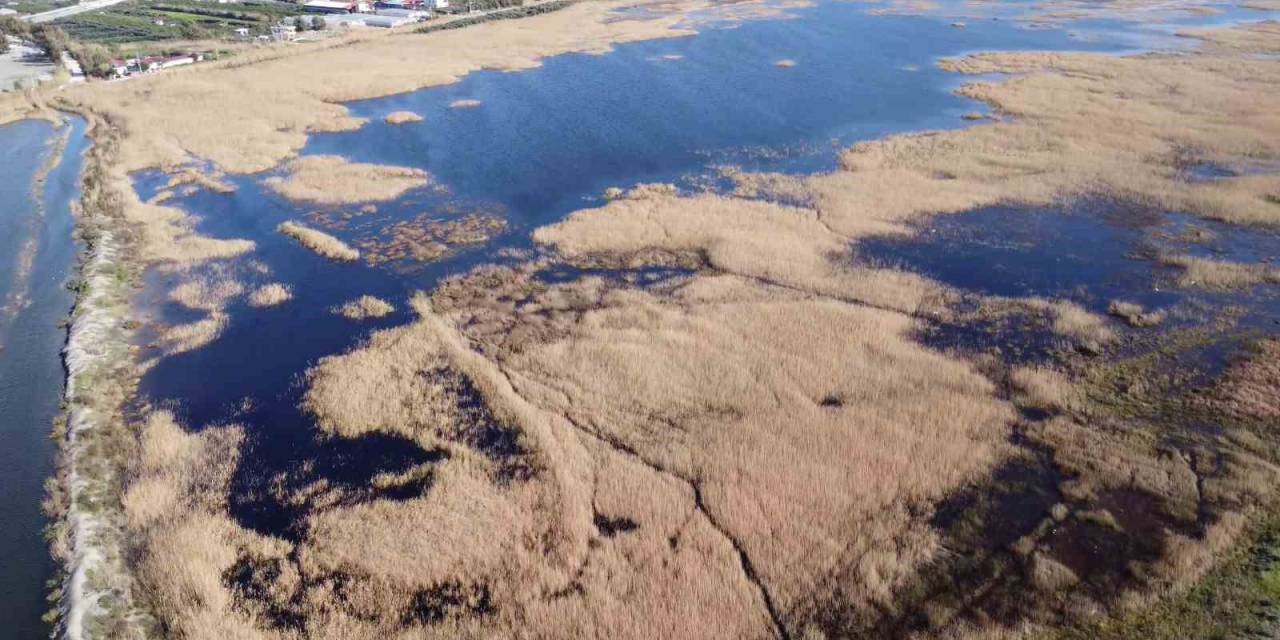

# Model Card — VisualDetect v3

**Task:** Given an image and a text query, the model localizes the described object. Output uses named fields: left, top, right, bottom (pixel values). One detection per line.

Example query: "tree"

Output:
left=293, top=16, right=309, bottom=31
left=31, top=24, right=70, bottom=61
left=70, top=43, right=113, bottom=78
left=311, top=16, right=326, bottom=30
left=0, top=29, right=10, bottom=55
left=0, top=15, right=30, bottom=40
left=178, top=22, right=210, bottom=39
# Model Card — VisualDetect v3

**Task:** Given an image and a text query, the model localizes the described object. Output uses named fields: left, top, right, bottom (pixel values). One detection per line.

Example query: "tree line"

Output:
left=1, top=16, right=116, bottom=77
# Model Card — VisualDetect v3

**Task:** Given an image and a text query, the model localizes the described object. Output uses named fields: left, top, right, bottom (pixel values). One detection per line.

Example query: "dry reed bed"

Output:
left=1161, top=253, right=1280, bottom=289
left=278, top=221, right=360, bottom=262
left=384, top=111, right=424, bottom=124
left=334, top=295, right=395, bottom=320
left=264, top=155, right=430, bottom=205
left=1199, top=339, right=1280, bottom=422
left=247, top=283, right=293, bottom=307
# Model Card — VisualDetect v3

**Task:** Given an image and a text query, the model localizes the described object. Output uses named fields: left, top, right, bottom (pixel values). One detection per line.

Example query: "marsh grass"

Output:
left=357, top=212, right=507, bottom=265
left=334, top=295, right=394, bottom=320
left=1108, top=300, right=1167, bottom=328
left=278, top=220, right=360, bottom=262
left=1200, top=339, right=1280, bottom=422
left=384, top=111, right=424, bottom=124
left=247, top=283, right=293, bottom=308
left=264, top=155, right=429, bottom=205
left=1009, top=365, right=1076, bottom=412
left=168, top=276, right=244, bottom=311
left=1160, top=254, right=1280, bottom=289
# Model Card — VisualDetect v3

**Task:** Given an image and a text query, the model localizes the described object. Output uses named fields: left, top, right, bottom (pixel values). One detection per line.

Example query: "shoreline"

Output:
left=43, top=110, right=150, bottom=639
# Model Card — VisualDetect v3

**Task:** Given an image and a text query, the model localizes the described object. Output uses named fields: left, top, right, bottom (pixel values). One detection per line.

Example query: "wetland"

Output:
left=1, top=0, right=1279, bottom=638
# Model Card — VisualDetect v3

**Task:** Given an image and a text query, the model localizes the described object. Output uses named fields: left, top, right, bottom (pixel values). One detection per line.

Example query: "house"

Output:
left=374, top=7, right=428, bottom=20
left=304, top=0, right=355, bottom=13
left=270, top=24, right=298, bottom=41
left=157, top=54, right=196, bottom=70
left=428, top=0, right=447, bottom=9
left=375, top=0, right=420, bottom=9
left=362, top=14, right=412, bottom=27
left=234, top=27, right=250, bottom=39
left=111, top=59, right=129, bottom=78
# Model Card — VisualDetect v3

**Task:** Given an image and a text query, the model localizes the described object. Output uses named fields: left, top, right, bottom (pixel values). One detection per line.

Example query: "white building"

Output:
left=270, top=24, right=298, bottom=41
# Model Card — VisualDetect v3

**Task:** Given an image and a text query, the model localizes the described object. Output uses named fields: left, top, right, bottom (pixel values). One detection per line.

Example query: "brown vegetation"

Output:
left=357, top=212, right=507, bottom=265
left=334, top=295, right=395, bottom=320
left=1200, top=339, right=1280, bottom=422
left=293, top=282, right=1015, bottom=638
left=248, top=283, right=294, bottom=308
left=166, top=168, right=236, bottom=194
left=123, top=411, right=288, bottom=640
left=384, top=111, right=424, bottom=124
left=1009, top=365, right=1076, bottom=412
left=1161, top=254, right=1280, bottom=289
left=264, top=155, right=429, bottom=205
left=278, top=221, right=360, bottom=262
left=1107, top=300, right=1166, bottom=328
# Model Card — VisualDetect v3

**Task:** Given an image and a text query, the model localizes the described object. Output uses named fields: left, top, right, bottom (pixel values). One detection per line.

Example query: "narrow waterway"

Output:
left=0, top=116, right=88, bottom=640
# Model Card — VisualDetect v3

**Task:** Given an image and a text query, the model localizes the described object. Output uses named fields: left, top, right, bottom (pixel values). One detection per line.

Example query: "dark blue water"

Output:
left=129, top=1, right=1269, bottom=542
left=0, top=116, right=88, bottom=640
left=304, top=2, right=1122, bottom=228
left=856, top=201, right=1280, bottom=366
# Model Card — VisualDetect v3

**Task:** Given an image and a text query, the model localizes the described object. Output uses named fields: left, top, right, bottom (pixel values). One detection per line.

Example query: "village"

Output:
left=0, top=0, right=495, bottom=87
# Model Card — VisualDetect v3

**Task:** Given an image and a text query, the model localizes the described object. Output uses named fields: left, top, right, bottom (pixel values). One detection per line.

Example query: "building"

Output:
left=374, top=7, right=429, bottom=20
left=109, top=53, right=203, bottom=78
left=233, top=27, right=251, bottom=39
left=362, top=14, right=413, bottom=27
left=375, top=0, right=420, bottom=9
left=303, top=0, right=355, bottom=13
left=270, top=24, right=298, bottom=41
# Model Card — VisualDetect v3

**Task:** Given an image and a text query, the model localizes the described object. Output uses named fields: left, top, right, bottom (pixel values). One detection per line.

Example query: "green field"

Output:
left=53, top=0, right=303, bottom=43
left=4, top=0, right=78, bottom=15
